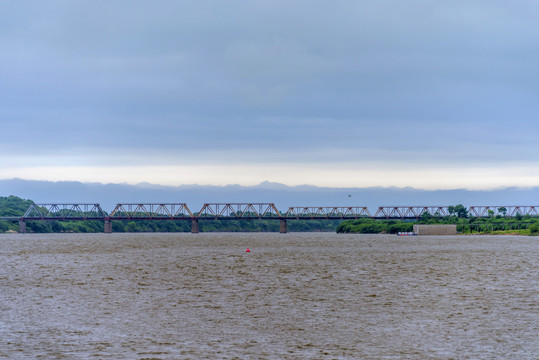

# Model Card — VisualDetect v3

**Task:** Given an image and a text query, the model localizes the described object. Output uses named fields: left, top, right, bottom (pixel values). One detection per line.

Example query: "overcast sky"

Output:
left=1, top=1, right=539, bottom=189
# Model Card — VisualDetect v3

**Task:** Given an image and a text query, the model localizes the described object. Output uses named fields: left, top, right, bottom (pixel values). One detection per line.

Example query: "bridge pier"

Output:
left=104, top=219, right=112, bottom=233
left=19, top=220, right=26, bottom=233
left=279, top=219, right=288, bottom=234
left=191, top=219, right=199, bottom=234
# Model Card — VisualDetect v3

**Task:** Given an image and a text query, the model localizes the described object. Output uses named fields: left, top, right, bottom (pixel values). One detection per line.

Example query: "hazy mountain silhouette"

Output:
left=1, top=178, right=538, bottom=213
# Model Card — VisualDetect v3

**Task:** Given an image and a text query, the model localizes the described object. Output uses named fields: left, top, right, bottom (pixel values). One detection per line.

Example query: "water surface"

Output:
left=0, top=233, right=537, bottom=359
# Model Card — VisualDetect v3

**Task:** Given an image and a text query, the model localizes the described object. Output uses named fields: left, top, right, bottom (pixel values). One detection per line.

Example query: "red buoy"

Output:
left=246, top=248, right=250, bottom=252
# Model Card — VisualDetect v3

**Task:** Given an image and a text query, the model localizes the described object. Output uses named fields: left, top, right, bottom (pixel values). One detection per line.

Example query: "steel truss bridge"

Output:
left=1, top=203, right=537, bottom=234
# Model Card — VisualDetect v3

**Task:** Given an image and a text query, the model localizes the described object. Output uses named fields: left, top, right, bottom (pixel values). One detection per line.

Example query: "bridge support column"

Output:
left=191, top=219, right=199, bottom=234
left=279, top=219, right=288, bottom=234
left=19, top=220, right=26, bottom=234
left=104, top=219, right=112, bottom=233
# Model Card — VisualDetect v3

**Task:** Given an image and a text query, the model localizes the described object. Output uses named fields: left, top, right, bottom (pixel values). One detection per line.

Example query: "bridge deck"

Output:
left=1, top=204, right=537, bottom=222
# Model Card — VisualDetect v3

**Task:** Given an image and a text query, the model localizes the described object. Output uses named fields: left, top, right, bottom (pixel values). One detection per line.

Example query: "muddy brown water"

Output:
left=0, top=233, right=537, bottom=359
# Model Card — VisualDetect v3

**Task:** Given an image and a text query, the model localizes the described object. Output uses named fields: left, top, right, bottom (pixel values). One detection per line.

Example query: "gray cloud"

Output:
left=1, top=1, right=539, bottom=175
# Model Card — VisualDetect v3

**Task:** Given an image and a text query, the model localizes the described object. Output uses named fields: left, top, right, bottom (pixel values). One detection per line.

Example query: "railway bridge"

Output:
left=2, top=203, right=537, bottom=234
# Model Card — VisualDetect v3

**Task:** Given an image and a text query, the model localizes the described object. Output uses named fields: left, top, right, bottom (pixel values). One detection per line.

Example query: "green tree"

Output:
left=530, top=221, right=539, bottom=235
left=0, top=195, right=34, bottom=217
left=453, top=204, right=468, bottom=218
left=420, top=211, right=432, bottom=222
left=0, top=221, right=9, bottom=232
left=126, top=221, right=140, bottom=232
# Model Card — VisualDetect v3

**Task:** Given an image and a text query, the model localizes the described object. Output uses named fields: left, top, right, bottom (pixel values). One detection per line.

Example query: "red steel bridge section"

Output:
left=109, top=203, right=193, bottom=220
left=197, top=203, right=281, bottom=219
left=284, top=207, right=371, bottom=219
left=22, top=203, right=106, bottom=220
left=468, top=205, right=539, bottom=217
left=374, top=206, right=450, bottom=219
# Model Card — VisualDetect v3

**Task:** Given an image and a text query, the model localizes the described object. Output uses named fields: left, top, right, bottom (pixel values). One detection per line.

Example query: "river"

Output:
left=0, top=232, right=537, bottom=359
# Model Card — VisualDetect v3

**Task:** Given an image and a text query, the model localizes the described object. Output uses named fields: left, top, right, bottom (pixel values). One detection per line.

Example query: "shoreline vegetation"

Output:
left=1, top=196, right=538, bottom=235
left=336, top=218, right=539, bottom=236
left=337, top=207, right=539, bottom=236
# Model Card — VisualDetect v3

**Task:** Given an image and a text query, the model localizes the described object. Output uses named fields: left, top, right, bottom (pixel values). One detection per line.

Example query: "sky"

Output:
left=1, top=1, right=539, bottom=190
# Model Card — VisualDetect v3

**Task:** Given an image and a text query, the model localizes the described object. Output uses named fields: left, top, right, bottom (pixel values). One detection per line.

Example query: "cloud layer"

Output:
left=1, top=1, right=538, bottom=188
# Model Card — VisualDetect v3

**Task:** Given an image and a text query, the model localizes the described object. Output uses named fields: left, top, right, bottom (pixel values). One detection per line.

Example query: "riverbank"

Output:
left=337, top=218, right=539, bottom=236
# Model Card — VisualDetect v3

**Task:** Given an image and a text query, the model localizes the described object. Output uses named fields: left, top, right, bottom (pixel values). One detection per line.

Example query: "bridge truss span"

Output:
left=9, top=202, right=539, bottom=235
left=196, top=203, right=281, bottom=219
left=109, top=203, right=193, bottom=220
left=468, top=205, right=539, bottom=217
left=22, top=203, right=106, bottom=220
left=374, top=206, right=449, bottom=219
left=284, top=206, right=371, bottom=219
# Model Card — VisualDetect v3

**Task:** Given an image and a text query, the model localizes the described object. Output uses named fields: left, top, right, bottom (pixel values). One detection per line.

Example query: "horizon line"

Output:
left=1, top=177, right=538, bottom=192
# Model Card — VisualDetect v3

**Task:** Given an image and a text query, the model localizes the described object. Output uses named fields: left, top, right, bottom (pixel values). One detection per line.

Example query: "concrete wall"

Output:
left=413, top=224, right=457, bottom=235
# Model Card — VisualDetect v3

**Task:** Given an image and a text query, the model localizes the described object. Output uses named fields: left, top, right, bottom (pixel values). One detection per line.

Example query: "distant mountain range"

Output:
left=1, top=178, right=538, bottom=213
